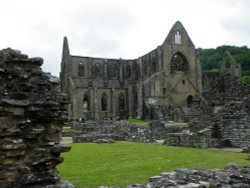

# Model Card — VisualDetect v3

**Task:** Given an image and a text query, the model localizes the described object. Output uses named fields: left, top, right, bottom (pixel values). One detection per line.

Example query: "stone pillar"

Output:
left=104, top=59, right=108, bottom=80
left=119, top=60, right=123, bottom=81
left=137, top=83, right=143, bottom=118
left=111, top=88, right=116, bottom=119
left=90, top=88, right=94, bottom=119
left=94, top=87, right=99, bottom=119
left=128, top=86, right=133, bottom=118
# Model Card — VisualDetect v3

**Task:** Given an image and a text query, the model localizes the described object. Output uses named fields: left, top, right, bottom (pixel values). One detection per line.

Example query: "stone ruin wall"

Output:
left=164, top=74, right=250, bottom=149
left=72, top=121, right=152, bottom=143
left=0, top=49, right=72, bottom=188
left=204, top=74, right=250, bottom=148
left=98, top=164, right=250, bottom=188
left=71, top=120, right=212, bottom=148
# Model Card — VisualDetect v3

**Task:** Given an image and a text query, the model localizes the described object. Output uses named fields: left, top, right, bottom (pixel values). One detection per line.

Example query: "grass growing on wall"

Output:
left=58, top=142, right=249, bottom=188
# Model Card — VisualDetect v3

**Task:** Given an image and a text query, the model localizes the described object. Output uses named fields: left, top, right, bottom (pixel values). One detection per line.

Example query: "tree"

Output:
left=241, top=76, right=250, bottom=84
left=197, top=45, right=250, bottom=76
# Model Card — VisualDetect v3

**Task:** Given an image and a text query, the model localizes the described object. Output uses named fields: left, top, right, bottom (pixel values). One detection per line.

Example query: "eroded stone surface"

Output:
left=0, top=48, right=72, bottom=188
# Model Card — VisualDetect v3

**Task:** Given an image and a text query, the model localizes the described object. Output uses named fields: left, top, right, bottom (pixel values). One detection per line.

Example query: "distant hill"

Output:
left=197, top=45, right=250, bottom=84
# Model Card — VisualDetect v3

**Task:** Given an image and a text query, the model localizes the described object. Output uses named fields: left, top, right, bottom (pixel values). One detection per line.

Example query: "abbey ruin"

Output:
left=0, top=20, right=249, bottom=188
left=60, top=21, right=203, bottom=121
left=60, top=21, right=250, bottom=149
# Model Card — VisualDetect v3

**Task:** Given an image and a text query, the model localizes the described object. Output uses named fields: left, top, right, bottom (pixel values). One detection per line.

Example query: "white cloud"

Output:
left=0, top=0, right=249, bottom=76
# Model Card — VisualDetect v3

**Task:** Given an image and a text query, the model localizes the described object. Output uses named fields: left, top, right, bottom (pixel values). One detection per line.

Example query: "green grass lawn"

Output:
left=58, top=142, right=249, bottom=188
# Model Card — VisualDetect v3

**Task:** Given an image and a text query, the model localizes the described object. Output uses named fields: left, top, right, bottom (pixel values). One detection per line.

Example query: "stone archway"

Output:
left=83, top=93, right=90, bottom=112
left=101, top=93, right=108, bottom=111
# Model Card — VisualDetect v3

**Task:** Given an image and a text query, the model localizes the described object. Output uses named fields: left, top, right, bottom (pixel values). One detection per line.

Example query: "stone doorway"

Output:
left=187, top=95, right=193, bottom=107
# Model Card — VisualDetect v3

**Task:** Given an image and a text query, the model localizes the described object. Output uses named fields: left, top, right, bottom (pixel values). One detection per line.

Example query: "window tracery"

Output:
left=171, top=53, right=188, bottom=74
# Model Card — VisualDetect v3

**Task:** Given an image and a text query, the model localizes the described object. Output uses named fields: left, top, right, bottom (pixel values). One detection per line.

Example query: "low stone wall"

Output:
left=73, top=121, right=190, bottom=143
left=72, top=100, right=250, bottom=149
left=98, top=163, right=250, bottom=188
left=164, top=128, right=212, bottom=148
left=73, top=121, right=152, bottom=143
left=0, top=49, right=72, bottom=188
left=72, top=120, right=213, bottom=149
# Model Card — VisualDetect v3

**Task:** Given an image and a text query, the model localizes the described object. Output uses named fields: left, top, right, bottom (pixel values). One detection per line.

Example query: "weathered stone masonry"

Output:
left=60, top=21, right=202, bottom=121
left=0, top=49, right=72, bottom=188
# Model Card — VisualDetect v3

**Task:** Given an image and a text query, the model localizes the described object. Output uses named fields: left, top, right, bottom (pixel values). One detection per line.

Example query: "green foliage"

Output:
left=127, top=118, right=149, bottom=125
left=58, top=142, right=249, bottom=188
left=243, top=70, right=250, bottom=76
left=241, top=76, right=250, bottom=84
left=198, top=45, right=250, bottom=74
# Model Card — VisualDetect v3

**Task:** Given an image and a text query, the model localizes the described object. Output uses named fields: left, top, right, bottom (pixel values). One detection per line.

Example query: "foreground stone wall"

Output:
left=0, top=49, right=72, bottom=188
left=98, top=164, right=250, bottom=188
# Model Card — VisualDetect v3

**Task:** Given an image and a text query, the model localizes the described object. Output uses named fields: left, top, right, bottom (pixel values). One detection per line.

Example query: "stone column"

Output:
left=104, top=59, right=108, bottom=80
left=94, top=87, right=99, bottom=119
left=89, top=88, right=94, bottom=119
left=137, top=83, right=143, bottom=118
left=111, top=88, right=116, bottom=119
left=128, top=86, right=133, bottom=118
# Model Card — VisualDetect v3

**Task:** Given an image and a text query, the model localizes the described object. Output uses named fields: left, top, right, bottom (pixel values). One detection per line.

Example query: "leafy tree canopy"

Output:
left=197, top=45, right=250, bottom=84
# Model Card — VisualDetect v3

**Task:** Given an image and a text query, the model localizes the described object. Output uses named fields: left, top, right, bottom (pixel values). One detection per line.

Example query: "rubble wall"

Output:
left=98, top=164, right=250, bottom=188
left=73, top=121, right=152, bottom=143
left=0, top=49, right=71, bottom=188
left=164, top=128, right=212, bottom=148
left=212, top=101, right=250, bottom=148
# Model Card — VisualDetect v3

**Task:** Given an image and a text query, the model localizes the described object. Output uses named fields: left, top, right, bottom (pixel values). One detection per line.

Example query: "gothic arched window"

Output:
left=124, top=64, right=131, bottom=79
left=94, top=63, right=103, bottom=78
left=108, top=63, right=118, bottom=79
left=170, top=53, right=188, bottom=74
left=83, top=93, right=90, bottom=111
left=118, top=93, right=125, bottom=110
left=101, top=93, right=108, bottom=111
left=78, top=63, right=84, bottom=77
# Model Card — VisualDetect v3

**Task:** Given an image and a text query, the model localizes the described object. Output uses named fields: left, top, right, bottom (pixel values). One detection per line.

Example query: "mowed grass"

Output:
left=58, top=142, right=249, bottom=188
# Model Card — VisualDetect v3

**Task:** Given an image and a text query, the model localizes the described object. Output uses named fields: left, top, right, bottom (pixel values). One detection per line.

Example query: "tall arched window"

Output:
left=174, top=31, right=182, bottom=44
left=101, top=93, right=108, bottom=111
left=124, top=64, right=131, bottom=79
left=151, top=61, right=157, bottom=73
left=83, top=93, right=90, bottom=111
left=170, top=53, right=189, bottom=74
left=78, top=63, right=84, bottom=77
left=118, top=93, right=125, bottom=110
left=94, top=63, right=102, bottom=78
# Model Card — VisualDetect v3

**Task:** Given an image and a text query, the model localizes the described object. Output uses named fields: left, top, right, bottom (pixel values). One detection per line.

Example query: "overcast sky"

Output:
left=0, top=0, right=250, bottom=76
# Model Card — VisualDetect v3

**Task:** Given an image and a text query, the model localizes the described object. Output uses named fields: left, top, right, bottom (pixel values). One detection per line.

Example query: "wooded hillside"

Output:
left=197, top=45, right=250, bottom=83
